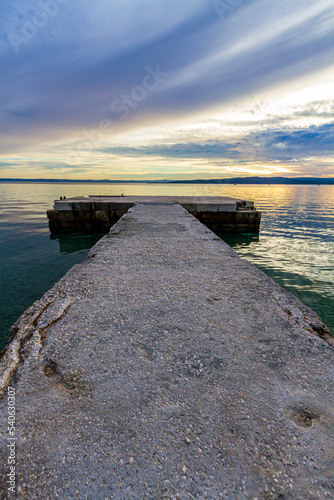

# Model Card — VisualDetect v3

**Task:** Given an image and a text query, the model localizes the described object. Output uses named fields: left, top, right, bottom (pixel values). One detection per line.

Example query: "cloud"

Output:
left=1, top=1, right=333, bottom=131
left=245, top=122, right=334, bottom=161
left=100, top=142, right=239, bottom=159
left=0, top=0, right=333, bottom=177
left=94, top=122, right=334, bottom=168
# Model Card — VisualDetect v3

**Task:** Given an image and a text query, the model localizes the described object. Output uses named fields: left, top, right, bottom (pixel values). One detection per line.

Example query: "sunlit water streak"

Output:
left=0, top=182, right=333, bottom=350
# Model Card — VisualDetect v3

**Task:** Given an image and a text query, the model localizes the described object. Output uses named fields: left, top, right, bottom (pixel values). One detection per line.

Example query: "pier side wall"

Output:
left=47, top=198, right=261, bottom=233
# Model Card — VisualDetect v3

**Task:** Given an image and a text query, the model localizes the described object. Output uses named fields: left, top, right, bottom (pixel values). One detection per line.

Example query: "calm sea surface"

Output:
left=0, top=182, right=333, bottom=350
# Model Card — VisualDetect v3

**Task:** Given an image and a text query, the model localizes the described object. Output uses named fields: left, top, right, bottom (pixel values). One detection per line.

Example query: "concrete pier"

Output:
left=0, top=203, right=333, bottom=499
left=47, top=195, right=261, bottom=233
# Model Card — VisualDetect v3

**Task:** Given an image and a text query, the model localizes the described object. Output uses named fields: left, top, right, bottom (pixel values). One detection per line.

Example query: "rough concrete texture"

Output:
left=0, top=203, right=333, bottom=499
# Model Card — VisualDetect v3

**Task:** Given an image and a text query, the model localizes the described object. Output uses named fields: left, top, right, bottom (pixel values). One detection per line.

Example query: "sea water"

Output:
left=0, top=182, right=333, bottom=350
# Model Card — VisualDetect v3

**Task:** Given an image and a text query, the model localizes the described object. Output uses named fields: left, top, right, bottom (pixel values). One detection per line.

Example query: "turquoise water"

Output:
left=0, top=182, right=333, bottom=350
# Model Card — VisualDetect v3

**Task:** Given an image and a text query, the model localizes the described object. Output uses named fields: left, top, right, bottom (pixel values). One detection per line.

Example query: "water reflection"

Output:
left=50, top=232, right=106, bottom=254
left=218, top=232, right=259, bottom=247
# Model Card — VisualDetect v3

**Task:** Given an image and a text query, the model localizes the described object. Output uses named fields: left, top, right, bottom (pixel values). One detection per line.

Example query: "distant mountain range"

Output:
left=0, top=177, right=333, bottom=184
left=166, top=177, right=334, bottom=185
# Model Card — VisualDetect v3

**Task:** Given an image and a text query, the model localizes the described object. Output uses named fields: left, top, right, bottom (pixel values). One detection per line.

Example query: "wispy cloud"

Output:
left=0, top=0, right=333, bottom=178
left=95, top=122, right=334, bottom=163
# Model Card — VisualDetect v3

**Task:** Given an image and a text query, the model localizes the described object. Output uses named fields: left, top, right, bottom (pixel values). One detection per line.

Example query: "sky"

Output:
left=0, top=0, right=334, bottom=180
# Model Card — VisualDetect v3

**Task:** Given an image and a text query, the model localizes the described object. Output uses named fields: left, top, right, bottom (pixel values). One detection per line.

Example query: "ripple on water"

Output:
left=0, top=183, right=333, bottom=350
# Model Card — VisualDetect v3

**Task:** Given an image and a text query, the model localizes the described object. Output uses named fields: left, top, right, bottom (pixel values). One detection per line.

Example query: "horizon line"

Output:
left=0, top=176, right=333, bottom=185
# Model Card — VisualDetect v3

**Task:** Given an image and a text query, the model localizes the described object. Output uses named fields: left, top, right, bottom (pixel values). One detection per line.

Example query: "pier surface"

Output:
left=48, top=195, right=260, bottom=233
left=1, top=203, right=333, bottom=498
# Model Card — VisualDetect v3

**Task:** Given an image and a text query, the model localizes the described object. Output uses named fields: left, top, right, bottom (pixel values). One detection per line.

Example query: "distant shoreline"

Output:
left=0, top=177, right=333, bottom=185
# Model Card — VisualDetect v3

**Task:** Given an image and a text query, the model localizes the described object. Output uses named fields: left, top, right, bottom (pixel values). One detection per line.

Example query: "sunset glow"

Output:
left=1, top=0, right=334, bottom=180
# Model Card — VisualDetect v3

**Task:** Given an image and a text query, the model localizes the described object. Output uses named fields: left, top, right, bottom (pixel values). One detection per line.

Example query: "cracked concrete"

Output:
left=0, top=203, right=333, bottom=499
